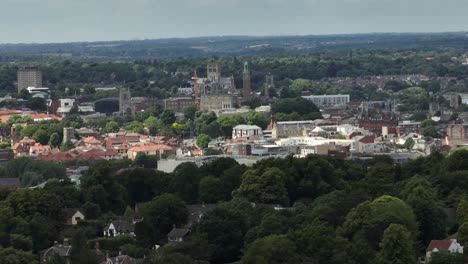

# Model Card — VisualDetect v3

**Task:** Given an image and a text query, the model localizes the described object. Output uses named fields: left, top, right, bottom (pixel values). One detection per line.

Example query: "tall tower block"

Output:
left=242, top=62, right=251, bottom=99
left=17, top=66, right=42, bottom=93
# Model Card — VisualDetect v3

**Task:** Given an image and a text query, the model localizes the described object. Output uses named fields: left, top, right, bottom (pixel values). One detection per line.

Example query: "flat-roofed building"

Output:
left=232, top=125, right=263, bottom=140
left=17, top=67, right=42, bottom=93
left=302, top=94, right=350, bottom=107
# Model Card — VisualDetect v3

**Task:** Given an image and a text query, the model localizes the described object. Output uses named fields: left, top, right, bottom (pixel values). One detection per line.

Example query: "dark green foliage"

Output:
left=136, top=194, right=188, bottom=245
left=171, top=163, right=200, bottom=204
left=134, top=152, right=158, bottom=168
left=115, top=168, right=171, bottom=206
left=271, top=97, right=322, bottom=121
left=196, top=207, right=246, bottom=264
left=26, top=97, right=47, bottom=111
left=430, top=251, right=464, bottom=264
left=242, top=235, right=299, bottom=264
left=375, top=224, right=415, bottom=264
left=196, top=134, right=211, bottom=149
left=0, top=149, right=464, bottom=263
left=237, top=167, right=289, bottom=205
left=0, top=157, right=66, bottom=186
left=0, top=247, right=37, bottom=264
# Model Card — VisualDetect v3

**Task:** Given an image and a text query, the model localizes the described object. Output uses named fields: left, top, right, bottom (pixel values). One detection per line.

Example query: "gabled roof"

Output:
left=37, top=152, right=77, bottom=161
left=64, top=208, right=84, bottom=219
left=426, top=240, right=454, bottom=252
left=82, top=136, right=101, bottom=144
left=168, top=228, right=190, bottom=238
left=40, top=244, right=72, bottom=257
left=128, top=144, right=172, bottom=153
left=187, top=204, right=216, bottom=227
left=105, top=216, right=136, bottom=233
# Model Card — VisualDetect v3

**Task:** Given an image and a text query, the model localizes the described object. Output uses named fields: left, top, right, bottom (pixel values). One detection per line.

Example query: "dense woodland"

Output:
left=1, top=33, right=468, bottom=61
left=2, top=43, right=468, bottom=100
left=1, top=151, right=468, bottom=263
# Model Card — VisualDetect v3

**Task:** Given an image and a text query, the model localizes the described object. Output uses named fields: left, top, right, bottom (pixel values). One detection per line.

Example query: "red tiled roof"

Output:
left=37, top=152, right=77, bottom=161
left=19, top=138, right=36, bottom=144
left=426, top=240, right=453, bottom=252
left=76, top=148, right=119, bottom=161
left=128, top=144, right=172, bottom=152
left=82, top=137, right=101, bottom=144
left=29, top=113, right=62, bottom=121
left=107, top=137, right=125, bottom=145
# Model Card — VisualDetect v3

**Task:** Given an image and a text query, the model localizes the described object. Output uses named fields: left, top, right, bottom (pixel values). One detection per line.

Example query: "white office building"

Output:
left=302, top=94, right=350, bottom=107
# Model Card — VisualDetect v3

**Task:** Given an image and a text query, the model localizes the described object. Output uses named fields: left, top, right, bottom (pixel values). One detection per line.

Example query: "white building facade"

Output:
left=302, top=94, right=350, bottom=107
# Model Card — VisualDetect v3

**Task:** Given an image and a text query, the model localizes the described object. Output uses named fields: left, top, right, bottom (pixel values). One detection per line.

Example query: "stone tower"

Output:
left=63, top=127, right=75, bottom=143
left=207, top=64, right=220, bottom=83
left=242, top=62, right=251, bottom=99
left=119, top=87, right=133, bottom=115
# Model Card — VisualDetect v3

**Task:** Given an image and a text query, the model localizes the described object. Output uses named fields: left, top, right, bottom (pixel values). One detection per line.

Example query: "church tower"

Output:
left=207, top=64, right=220, bottom=83
left=242, top=61, right=251, bottom=99
left=119, top=87, right=133, bottom=115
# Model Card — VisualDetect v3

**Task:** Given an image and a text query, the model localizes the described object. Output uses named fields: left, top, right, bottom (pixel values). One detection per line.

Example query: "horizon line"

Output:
left=1, top=31, right=467, bottom=46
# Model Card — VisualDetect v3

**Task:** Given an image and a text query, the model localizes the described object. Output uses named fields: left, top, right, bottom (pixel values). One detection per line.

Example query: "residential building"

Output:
left=39, top=240, right=72, bottom=264
left=425, top=239, right=463, bottom=262
left=17, top=67, right=42, bottom=93
left=127, top=144, right=174, bottom=160
left=12, top=138, right=36, bottom=157
left=64, top=208, right=85, bottom=226
left=167, top=228, right=190, bottom=243
left=302, top=94, right=350, bottom=107
left=29, top=143, right=51, bottom=156
left=103, top=214, right=143, bottom=237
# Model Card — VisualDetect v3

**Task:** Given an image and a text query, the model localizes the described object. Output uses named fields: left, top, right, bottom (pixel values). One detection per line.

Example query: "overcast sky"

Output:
left=0, top=0, right=466, bottom=43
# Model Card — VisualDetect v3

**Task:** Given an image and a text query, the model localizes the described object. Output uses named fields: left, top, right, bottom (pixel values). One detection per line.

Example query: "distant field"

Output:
left=1, top=32, right=468, bottom=62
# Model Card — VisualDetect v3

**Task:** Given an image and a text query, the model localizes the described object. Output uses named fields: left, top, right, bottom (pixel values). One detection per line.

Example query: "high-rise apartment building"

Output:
left=17, top=67, right=42, bottom=93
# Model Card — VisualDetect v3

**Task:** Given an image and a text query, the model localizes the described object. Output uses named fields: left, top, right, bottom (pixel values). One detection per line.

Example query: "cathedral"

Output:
left=198, top=62, right=252, bottom=111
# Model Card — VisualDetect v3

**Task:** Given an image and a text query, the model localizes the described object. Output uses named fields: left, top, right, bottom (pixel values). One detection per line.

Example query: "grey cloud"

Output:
left=0, top=0, right=467, bottom=43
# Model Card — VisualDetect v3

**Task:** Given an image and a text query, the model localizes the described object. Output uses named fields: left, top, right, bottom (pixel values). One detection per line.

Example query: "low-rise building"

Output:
left=425, top=239, right=463, bottom=262
left=232, top=125, right=263, bottom=140
left=103, top=214, right=143, bottom=238
left=64, top=208, right=85, bottom=226
left=302, top=94, right=350, bottom=107
left=127, top=144, right=174, bottom=160
left=272, top=120, right=316, bottom=139
left=39, top=240, right=72, bottom=264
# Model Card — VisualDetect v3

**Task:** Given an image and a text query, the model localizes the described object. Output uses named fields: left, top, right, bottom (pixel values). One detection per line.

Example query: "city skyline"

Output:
left=0, top=0, right=467, bottom=44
